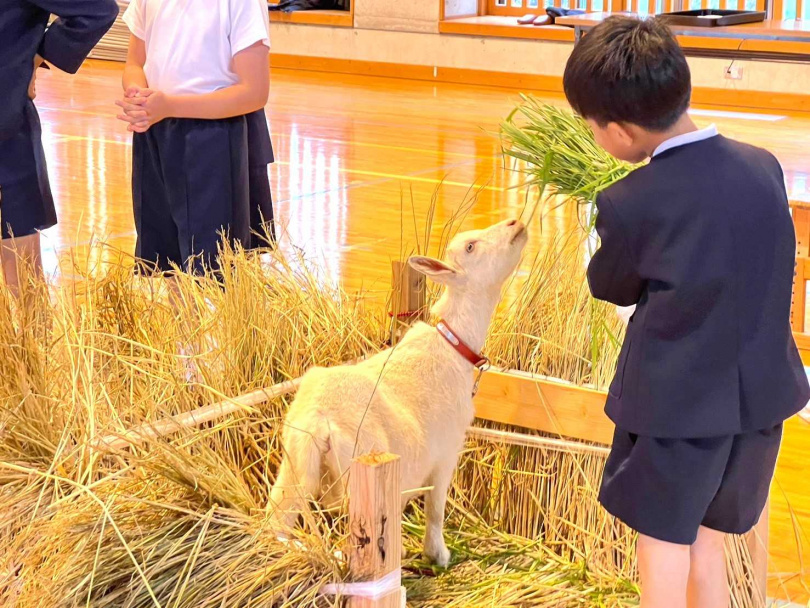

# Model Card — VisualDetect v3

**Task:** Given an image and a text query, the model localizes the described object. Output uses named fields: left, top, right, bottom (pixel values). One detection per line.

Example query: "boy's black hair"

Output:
left=563, top=16, right=691, bottom=132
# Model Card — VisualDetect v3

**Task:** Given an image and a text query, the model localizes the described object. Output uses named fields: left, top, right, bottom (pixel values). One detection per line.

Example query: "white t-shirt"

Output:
left=122, top=0, right=270, bottom=96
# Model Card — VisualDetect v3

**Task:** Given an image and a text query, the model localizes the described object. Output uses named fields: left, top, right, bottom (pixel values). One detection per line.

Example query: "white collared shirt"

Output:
left=123, top=0, right=270, bottom=97
left=652, top=124, right=719, bottom=158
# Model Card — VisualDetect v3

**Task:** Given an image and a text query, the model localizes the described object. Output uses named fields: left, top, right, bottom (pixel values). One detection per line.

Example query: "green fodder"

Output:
left=500, top=96, right=635, bottom=229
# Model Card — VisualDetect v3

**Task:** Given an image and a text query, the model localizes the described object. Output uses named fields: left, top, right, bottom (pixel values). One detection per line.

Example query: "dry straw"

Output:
left=0, top=235, right=642, bottom=607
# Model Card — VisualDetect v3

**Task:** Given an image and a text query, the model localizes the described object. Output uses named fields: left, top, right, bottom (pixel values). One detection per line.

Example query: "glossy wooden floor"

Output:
left=34, top=60, right=810, bottom=603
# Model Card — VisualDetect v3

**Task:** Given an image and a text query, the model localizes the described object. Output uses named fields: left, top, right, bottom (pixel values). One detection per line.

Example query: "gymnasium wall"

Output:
left=268, top=0, right=810, bottom=110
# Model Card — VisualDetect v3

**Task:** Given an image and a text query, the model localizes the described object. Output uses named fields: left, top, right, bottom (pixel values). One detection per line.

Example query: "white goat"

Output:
left=268, top=219, right=528, bottom=566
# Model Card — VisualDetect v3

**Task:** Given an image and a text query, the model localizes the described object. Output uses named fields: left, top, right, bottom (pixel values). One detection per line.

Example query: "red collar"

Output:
left=435, top=319, right=489, bottom=369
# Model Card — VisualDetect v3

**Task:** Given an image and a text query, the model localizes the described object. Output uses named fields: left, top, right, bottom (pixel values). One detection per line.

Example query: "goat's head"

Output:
left=408, top=219, right=528, bottom=295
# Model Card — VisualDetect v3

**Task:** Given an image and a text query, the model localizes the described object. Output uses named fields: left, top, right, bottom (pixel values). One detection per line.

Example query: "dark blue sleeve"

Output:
left=587, top=192, right=645, bottom=307
left=28, top=0, right=119, bottom=74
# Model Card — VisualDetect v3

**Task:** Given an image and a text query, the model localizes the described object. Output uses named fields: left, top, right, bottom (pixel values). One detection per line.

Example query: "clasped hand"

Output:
left=116, top=86, right=171, bottom=132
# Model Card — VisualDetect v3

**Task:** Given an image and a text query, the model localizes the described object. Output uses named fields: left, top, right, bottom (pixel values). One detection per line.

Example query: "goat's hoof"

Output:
left=424, top=543, right=451, bottom=568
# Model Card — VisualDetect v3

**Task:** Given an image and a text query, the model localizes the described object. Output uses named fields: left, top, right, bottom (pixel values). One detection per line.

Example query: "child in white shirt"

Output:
left=118, top=0, right=271, bottom=273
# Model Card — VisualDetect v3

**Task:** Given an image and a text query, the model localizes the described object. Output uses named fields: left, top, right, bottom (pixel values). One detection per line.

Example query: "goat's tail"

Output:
left=268, top=418, right=330, bottom=528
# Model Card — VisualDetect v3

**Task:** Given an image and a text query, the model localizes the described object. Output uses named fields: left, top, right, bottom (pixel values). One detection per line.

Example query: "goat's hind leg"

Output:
left=268, top=456, right=307, bottom=531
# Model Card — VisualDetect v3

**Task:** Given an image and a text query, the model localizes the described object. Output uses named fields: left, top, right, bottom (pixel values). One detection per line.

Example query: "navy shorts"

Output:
left=132, top=115, right=250, bottom=274
left=599, top=424, right=783, bottom=545
left=0, top=101, right=56, bottom=239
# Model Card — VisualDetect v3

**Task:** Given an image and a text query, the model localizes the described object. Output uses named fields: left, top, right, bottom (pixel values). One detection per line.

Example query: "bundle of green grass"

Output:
left=501, top=95, right=635, bottom=230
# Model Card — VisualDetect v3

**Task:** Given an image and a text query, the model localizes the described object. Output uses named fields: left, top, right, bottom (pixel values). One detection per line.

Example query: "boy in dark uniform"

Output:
left=0, top=0, right=118, bottom=294
left=563, top=16, right=809, bottom=607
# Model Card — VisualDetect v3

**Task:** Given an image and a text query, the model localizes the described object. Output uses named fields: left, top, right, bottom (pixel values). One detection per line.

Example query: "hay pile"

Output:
left=0, top=240, right=641, bottom=607
left=0, top=245, right=377, bottom=607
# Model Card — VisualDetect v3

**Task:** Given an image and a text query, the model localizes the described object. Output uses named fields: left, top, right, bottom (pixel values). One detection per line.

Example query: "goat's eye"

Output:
left=466, top=242, right=475, bottom=253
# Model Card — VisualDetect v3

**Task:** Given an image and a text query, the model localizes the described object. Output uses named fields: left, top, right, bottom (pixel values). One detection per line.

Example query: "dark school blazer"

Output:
left=589, top=135, right=809, bottom=438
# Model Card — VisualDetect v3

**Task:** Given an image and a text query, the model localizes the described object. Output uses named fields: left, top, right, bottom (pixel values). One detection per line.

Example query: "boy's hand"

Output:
left=116, top=89, right=172, bottom=133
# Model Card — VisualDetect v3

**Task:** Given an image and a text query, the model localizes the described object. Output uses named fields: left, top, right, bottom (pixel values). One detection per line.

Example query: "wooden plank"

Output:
left=677, top=34, right=752, bottom=49
left=269, top=9, right=353, bottom=27
left=438, top=16, right=577, bottom=41
left=689, top=87, right=810, bottom=113
left=269, top=50, right=810, bottom=113
left=473, top=369, right=614, bottom=445
left=348, top=453, right=402, bottom=608
left=269, top=54, right=437, bottom=81
left=740, top=39, right=810, bottom=54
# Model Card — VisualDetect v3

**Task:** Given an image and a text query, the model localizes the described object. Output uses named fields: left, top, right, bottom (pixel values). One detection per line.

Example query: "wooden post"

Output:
left=746, top=500, right=769, bottom=606
left=390, top=261, right=426, bottom=344
left=348, top=453, right=403, bottom=608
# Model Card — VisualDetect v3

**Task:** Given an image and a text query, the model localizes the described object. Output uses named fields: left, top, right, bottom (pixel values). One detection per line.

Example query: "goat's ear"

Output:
left=408, top=256, right=458, bottom=283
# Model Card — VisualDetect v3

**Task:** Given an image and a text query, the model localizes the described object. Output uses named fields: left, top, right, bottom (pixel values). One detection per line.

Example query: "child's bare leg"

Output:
left=637, top=533, right=690, bottom=608
left=687, top=526, right=728, bottom=608
left=1, top=234, right=43, bottom=298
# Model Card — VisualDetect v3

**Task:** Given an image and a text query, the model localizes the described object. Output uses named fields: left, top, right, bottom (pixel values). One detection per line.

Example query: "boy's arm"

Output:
left=122, top=35, right=148, bottom=91
left=27, top=0, right=119, bottom=74
left=118, top=42, right=269, bottom=130
left=587, top=193, right=645, bottom=307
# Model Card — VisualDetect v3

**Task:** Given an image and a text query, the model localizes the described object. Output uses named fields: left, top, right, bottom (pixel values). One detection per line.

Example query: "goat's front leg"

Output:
left=423, top=465, right=454, bottom=567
